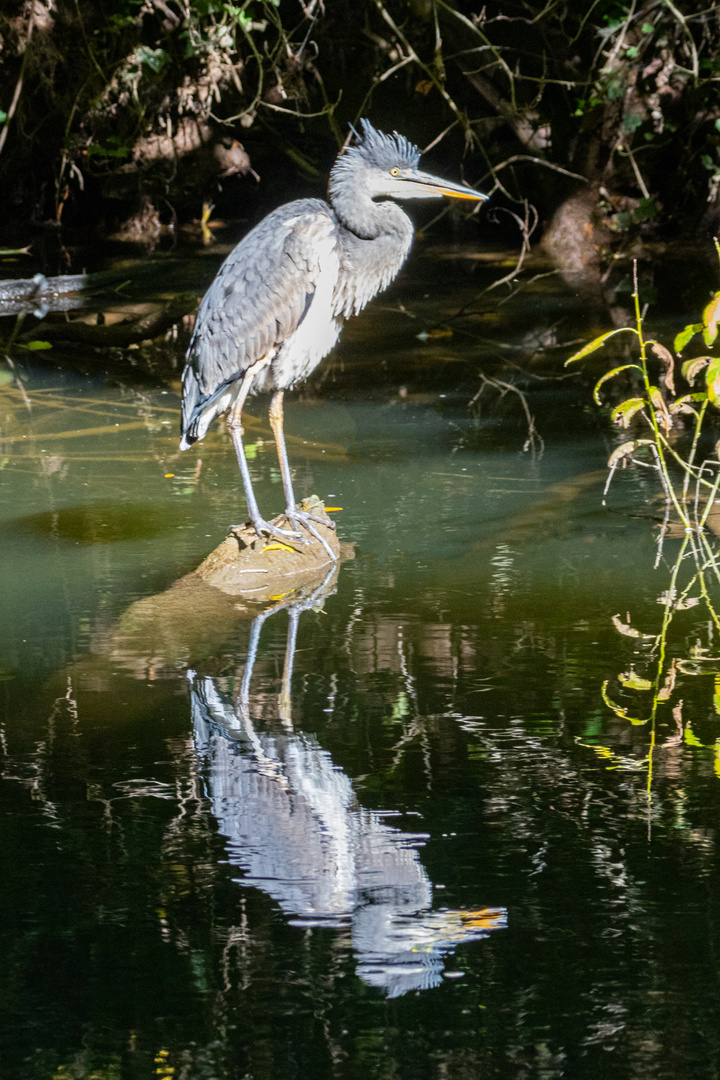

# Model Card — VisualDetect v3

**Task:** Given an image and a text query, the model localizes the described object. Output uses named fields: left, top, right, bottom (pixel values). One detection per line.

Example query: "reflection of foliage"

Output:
left=599, top=529, right=720, bottom=792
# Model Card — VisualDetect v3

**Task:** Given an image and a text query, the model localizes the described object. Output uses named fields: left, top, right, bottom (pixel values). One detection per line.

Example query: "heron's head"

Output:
left=329, top=120, right=487, bottom=205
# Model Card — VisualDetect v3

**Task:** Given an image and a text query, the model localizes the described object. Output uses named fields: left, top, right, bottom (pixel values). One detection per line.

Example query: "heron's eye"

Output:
left=390, top=167, right=400, bottom=177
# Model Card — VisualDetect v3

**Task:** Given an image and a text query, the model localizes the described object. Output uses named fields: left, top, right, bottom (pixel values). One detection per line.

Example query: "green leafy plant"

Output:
left=570, top=252, right=720, bottom=794
left=566, top=259, right=720, bottom=534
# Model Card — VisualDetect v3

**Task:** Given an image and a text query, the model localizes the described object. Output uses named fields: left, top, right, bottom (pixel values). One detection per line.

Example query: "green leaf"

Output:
left=703, top=292, right=720, bottom=346
left=706, top=357, right=720, bottom=406
left=623, top=112, right=642, bottom=131
left=592, top=363, right=643, bottom=404
left=641, top=22, right=654, bottom=32
left=17, top=340, right=52, bottom=350
left=611, top=397, right=646, bottom=427
left=670, top=392, right=707, bottom=416
left=85, top=141, right=130, bottom=159
left=134, top=46, right=169, bottom=73
left=674, top=323, right=702, bottom=353
left=565, top=327, right=636, bottom=365
left=634, top=197, right=656, bottom=222
left=0, top=109, right=7, bottom=124
left=607, top=439, right=655, bottom=468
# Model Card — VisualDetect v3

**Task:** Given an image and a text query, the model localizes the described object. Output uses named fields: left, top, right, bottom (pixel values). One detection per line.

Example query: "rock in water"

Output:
left=195, top=496, right=340, bottom=599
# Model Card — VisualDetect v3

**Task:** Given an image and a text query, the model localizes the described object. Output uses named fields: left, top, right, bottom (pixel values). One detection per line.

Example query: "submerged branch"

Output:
left=22, top=293, right=198, bottom=348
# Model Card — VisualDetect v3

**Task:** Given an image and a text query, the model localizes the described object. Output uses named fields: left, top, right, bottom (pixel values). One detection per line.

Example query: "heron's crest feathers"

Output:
left=344, top=120, right=421, bottom=172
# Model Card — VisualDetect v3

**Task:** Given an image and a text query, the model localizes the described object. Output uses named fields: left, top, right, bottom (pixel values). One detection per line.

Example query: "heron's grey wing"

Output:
left=187, top=200, right=339, bottom=398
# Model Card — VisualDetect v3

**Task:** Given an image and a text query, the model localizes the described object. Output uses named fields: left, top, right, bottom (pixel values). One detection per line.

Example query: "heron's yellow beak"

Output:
left=403, top=169, right=488, bottom=201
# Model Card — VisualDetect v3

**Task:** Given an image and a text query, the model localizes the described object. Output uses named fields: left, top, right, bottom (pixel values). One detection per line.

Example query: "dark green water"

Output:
left=1, top=251, right=720, bottom=1080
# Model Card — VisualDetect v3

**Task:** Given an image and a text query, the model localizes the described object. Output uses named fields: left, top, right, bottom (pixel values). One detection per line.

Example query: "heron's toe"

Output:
left=230, top=519, right=306, bottom=548
left=284, top=509, right=338, bottom=561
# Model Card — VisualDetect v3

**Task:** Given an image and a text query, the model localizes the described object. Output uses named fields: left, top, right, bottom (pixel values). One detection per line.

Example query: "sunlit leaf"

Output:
left=684, top=726, right=704, bottom=747
left=670, top=392, right=707, bottom=415
left=607, top=438, right=654, bottom=468
left=618, top=671, right=653, bottom=690
left=714, top=675, right=720, bottom=715
left=681, top=355, right=711, bottom=386
left=592, top=363, right=642, bottom=404
left=702, top=292, right=720, bottom=346
left=650, top=342, right=675, bottom=395
left=565, top=327, right=636, bottom=365
left=17, top=340, right=52, bottom=350
left=706, top=356, right=720, bottom=406
left=674, top=323, right=702, bottom=353
left=611, top=397, right=646, bottom=427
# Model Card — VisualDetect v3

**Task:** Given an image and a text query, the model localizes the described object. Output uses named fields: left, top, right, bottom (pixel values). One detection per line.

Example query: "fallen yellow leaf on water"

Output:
left=325, top=506, right=343, bottom=511
left=164, top=473, right=174, bottom=478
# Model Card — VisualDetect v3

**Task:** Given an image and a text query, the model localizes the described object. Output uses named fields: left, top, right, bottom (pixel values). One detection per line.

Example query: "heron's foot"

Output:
left=298, top=511, right=337, bottom=532
left=230, top=517, right=306, bottom=548
left=282, top=508, right=338, bottom=561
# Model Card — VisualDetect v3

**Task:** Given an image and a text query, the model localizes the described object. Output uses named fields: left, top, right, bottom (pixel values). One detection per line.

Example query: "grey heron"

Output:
left=180, top=120, right=487, bottom=552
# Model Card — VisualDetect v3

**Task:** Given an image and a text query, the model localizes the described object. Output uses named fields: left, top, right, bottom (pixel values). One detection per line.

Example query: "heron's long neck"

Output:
left=329, top=178, right=411, bottom=243
left=329, top=194, right=415, bottom=318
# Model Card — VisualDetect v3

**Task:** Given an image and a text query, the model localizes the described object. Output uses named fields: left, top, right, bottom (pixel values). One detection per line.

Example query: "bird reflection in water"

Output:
left=187, top=573, right=506, bottom=997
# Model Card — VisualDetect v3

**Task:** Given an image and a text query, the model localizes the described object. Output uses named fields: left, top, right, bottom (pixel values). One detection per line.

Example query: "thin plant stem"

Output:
left=632, top=261, right=688, bottom=527
left=684, top=398, right=710, bottom=500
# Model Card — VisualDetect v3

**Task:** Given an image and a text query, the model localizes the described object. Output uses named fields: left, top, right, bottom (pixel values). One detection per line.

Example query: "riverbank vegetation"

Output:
left=0, top=0, right=718, bottom=258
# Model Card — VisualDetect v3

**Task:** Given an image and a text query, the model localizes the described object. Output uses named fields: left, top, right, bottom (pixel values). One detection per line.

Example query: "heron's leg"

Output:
left=268, top=390, right=298, bottom=511
left=269, top=389, right=338, bottom=561
left=227, top=375, right=302, bottom=545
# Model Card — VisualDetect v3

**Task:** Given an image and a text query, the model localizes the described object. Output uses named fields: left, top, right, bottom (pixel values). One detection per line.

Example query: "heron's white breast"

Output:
left=264, top=216, right=342, bottom=391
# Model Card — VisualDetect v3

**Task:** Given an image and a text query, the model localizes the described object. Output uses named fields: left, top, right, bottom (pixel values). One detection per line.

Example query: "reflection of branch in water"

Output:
left=187, top=586, right=506, bottom=998
left=469, top=372, right=544, bottom=456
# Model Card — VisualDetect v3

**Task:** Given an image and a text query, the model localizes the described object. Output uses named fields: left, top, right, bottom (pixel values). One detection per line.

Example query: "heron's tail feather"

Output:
left=179, top=364, right=242, bottom=451
left=179, top=363, right=201, bottom=450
